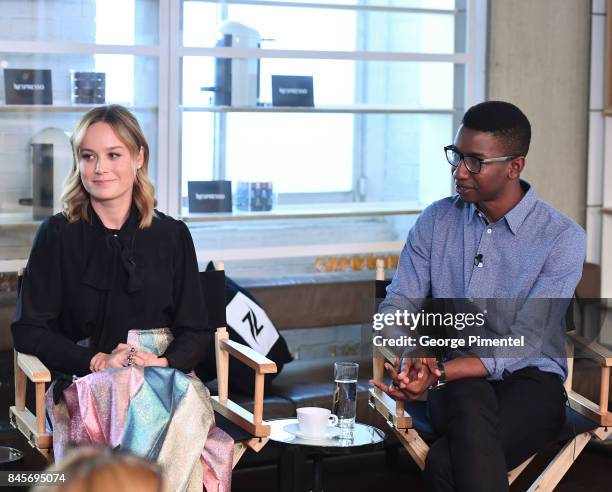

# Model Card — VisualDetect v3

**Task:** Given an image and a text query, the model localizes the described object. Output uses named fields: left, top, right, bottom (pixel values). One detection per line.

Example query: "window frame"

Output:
left=0, top=0, right=487, bottom=219
left=159, top=0, right=488, bottom=217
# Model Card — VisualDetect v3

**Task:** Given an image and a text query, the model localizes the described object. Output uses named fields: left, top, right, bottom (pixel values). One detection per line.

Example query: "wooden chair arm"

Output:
left=566, top=331, right=612, bottom=426
left=567, top=330, right=612, bottom=367
left=10, top=350, right=52, bottom=450
left=371, top=345, right=412, bottom=429
left=372, top=345, right=397, bottom=374
left=211, top=397, right=271, bottom=439
left=16, top=352, right=52, bottom=383
left=567, top=390, right=612, bottom=427
left=219, top=339, right=277, bottom=374
left=213, top=327, right=277, bottom=439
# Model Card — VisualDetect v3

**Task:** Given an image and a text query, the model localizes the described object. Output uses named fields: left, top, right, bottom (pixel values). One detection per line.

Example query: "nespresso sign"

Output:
left=272, top=75, right=314, bottom=107
left=188, top=181, right=232, bottom=213
left=4, top=69, right=53, bottom=105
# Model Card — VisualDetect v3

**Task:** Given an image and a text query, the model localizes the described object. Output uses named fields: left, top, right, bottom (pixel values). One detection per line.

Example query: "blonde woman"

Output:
left=12, top=105, right=232, bottom=492
left=33, top=446, right=166, bottom=492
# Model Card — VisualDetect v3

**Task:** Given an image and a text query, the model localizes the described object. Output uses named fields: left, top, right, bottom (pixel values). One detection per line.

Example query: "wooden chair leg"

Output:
left=215, top=328, right=230, bottom=402
left=395, top=428, right=429, bottom=471
left=232, top=443, right=248, bottom=469
left=231, top=438, right=269, bottom=469
left=526, top=433, right=592, bottom=492
left=245, top=437, right=268, bottom=453
left=11, top=350, right=52, bottom=452
left=35, top=382, right=46, bottom=435
left=14, top=352, right=26, bottom=411
left=508, top=454, right=535, bottom=485
left=253, top=373, right=264, bottom=425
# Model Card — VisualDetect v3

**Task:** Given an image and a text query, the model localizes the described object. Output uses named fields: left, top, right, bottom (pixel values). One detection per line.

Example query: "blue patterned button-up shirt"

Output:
left=379, top=181, right=586, bottom=380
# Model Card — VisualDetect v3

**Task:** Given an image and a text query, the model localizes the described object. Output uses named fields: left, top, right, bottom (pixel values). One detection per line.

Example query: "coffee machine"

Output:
left=201, top=21, right=261, bottom=106
left=29, top=128, right=72, bottom=219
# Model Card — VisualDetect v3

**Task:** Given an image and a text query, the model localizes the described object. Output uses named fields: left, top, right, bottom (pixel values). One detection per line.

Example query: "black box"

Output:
left=71, top=71, right=106, bottom=104
left=272, top=75, right=314, bottom=107
left=4, top=69, right=53, bottom=105
left=235, top=181, right=274, bottom=211
left=188, top=181, right=232, bottom=213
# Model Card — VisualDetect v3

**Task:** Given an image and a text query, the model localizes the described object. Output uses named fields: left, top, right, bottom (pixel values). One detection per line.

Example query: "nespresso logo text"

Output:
left=13, top=82, right=45, bottom=91
left=279, top=87, right=308, bottom=95
left=195, top=193, right=226, bottom=200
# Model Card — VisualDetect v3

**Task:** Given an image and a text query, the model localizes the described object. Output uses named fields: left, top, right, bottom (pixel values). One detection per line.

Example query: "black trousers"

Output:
left=424, top=367, right=566, bottom=492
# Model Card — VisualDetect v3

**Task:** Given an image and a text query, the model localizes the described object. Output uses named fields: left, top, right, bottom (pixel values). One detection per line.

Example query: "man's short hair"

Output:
left=462, top=101, right=531, bottom=156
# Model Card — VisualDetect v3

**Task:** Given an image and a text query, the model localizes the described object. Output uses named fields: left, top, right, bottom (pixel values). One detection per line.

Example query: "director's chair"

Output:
left=9, top=264, right=277, bottom=470
left=369, top=259, right=612, bottom=491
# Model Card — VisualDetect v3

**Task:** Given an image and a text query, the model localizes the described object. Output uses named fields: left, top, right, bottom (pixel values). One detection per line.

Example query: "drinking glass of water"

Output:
left=332, top=362, right=359, bottom=433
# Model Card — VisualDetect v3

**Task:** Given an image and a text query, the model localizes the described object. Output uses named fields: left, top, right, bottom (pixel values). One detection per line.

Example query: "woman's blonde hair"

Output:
left=33, top=445, right=165, bottom=492
left=62, top=104, right=156, bottom=228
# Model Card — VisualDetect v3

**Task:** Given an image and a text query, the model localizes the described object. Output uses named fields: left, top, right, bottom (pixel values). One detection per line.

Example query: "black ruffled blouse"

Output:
left=11, top=206, right=211, bottom=376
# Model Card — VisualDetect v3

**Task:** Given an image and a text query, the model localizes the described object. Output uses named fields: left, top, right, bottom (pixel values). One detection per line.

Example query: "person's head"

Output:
left=446, top=101, right=531, bottom=204
left=33, top=446, right=165, bottom=492
left=62, top=105, right=156, bottom=228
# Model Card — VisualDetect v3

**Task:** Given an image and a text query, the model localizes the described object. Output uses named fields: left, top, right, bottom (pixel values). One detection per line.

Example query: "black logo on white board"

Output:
left=227, top=292, right=279, bottom=354
left=243, top=308, right=264, bottom=339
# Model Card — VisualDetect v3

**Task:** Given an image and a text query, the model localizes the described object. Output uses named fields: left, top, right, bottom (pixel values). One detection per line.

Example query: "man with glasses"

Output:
left=371, top=101, right=585, bottom=491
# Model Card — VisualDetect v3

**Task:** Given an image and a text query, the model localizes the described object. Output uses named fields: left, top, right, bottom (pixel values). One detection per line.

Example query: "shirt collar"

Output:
left=504, top=180, right=537, bottom=234
left=89, top=203, right=140, bottom=238
left=467, top=202, right=481, bottom=225
left=82, top=203, right=143, bottom=293
left=466, top=180, right=537, bottom=234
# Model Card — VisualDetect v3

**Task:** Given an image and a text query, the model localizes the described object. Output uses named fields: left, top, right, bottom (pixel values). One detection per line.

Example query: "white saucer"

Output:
left=284, top=423, right=341, bottom=440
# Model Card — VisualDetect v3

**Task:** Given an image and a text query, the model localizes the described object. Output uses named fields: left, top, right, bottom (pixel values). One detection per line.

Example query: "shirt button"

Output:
left=487, top=228, right=492, bottom=234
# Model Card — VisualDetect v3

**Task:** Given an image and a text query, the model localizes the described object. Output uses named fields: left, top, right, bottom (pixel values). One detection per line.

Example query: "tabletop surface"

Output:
left=269, top=418, right=386, bottom=449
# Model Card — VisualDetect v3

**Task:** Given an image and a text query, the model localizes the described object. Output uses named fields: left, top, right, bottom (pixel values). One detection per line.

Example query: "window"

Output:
left=176, top=0, right=483, bottom=213
left=0, top=0, right=160, bottom=266
left=0, top=0, right=486, bottom=271
left=94, top=0, right=136, bottom=105
left=0, top=0, right=159, bottom=220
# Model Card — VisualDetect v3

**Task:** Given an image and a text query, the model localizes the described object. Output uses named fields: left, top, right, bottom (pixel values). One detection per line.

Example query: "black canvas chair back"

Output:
left=375, top=278, right=391, bottom=301
left=199, top=269, right=227, bottom=330
left=197, top=268, right=260, bottom=443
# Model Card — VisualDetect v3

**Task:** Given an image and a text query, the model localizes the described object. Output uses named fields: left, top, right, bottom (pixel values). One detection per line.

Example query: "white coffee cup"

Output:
left=296, top=407, right=339, bottom=437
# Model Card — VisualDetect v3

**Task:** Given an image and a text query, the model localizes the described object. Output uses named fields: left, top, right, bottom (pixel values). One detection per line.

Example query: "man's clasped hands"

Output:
left=369, top=356, right=442, bottom=401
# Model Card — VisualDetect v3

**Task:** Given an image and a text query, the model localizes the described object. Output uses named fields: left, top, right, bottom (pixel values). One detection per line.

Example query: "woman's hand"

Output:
left=112, top=344, right=168, bottom=368
left=90, top=344, right=169, bottom=372
left=132, top=351, right=169, bottom=368
left=89, top=347, right=131, bottom=372
left=111, top=343, right=132, bottom=355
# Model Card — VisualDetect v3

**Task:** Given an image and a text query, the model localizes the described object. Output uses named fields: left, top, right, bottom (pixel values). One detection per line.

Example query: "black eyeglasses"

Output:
left=444, top=145, right=518, bottom=174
